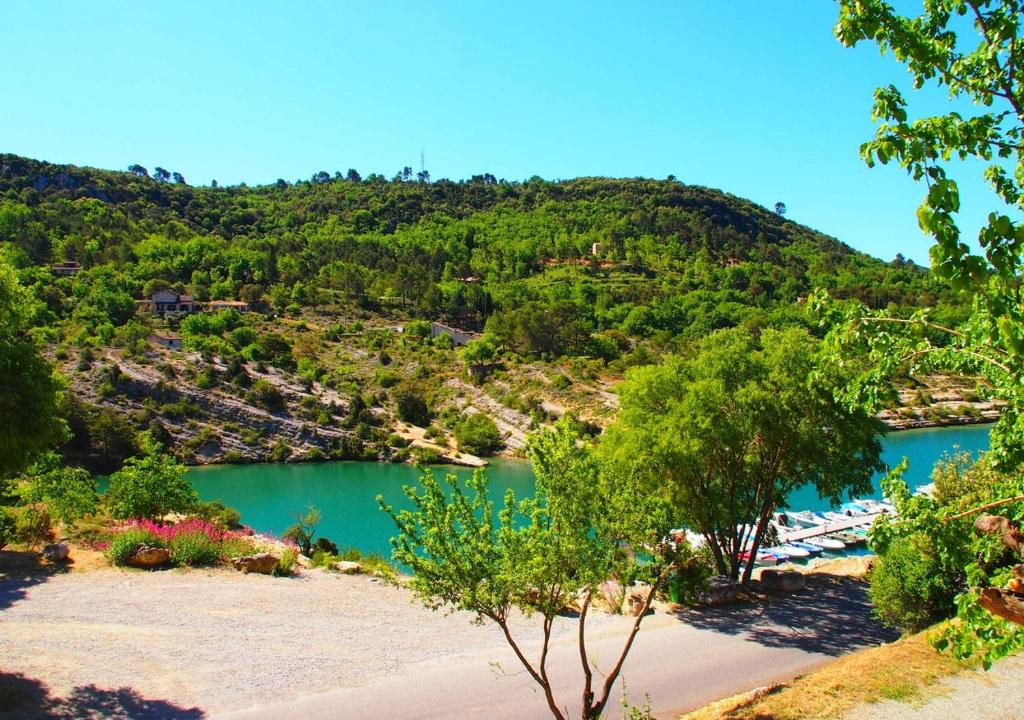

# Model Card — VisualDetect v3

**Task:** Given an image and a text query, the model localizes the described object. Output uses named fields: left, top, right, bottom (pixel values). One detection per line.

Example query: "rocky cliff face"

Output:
left=65, top=349, right=365, bottom=465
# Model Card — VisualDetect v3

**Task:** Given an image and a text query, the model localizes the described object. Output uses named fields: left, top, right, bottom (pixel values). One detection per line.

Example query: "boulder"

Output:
left=127, top=545, right=170, bottom=569
left=231, top=552, right=279, bottom=574
left=626, top=591, right=650, bottom=617
left=698, top=576, right=742, bottom=606
left=332, top=560, right=363, bottom=575
left=760, top=569, right=806, bottom=593
left=42, top=543, right=70, bottom=562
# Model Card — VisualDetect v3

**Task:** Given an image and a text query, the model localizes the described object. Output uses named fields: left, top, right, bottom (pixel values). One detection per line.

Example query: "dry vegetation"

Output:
left=681, top=629, right=970, bottom=720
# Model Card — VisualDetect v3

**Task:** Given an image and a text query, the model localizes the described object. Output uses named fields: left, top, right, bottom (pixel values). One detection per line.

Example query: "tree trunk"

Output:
left=705, top=533, right=728, bottom=576
left=741, top=502, right=776, bottom=586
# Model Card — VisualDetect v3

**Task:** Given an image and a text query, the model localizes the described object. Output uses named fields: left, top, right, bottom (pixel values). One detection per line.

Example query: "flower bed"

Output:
left=105, top=517, right=289, bottom=570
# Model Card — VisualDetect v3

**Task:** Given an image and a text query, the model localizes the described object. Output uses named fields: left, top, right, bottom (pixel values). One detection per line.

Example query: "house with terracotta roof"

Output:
left=207, top=300, right=250, bottom=313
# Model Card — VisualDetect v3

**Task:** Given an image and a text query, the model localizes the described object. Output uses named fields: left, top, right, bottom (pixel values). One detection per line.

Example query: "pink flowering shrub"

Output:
left=118, top=518, right=227, bottom=543
left=108, top=517, right=261, bottom=568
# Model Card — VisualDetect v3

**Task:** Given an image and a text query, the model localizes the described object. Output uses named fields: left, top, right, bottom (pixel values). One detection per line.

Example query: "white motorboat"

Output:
left=787, top=510, right=828, bottom=528
left=777, top=543, right=811, bottom=558
left=801, top=535, right=846, bottom=551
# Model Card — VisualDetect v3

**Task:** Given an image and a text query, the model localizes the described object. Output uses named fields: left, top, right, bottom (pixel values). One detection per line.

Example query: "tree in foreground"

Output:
left=0, top=260, right=68, bottom=480
left=830, top=0, right=1024, bottom=663
left=16, top=452, right=99, bottom=525
left=601, top=327, right=883, bottom=585
left=379, top=420, right=679, bottom=720
left=104, top=436, right=197, bottom=520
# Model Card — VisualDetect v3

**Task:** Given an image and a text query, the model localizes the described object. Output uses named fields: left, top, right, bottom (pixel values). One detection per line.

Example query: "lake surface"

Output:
left=182, top=424, right=992, bottom=558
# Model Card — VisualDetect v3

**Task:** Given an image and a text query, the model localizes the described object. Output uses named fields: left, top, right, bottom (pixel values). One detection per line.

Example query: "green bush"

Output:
left=0, top=509, right=15, bottom=550
left=454, top=414, right=503, bottom=456
left=310, top=549, right=337, bottom=568
left=195, top=500, right=243, bottom=530
left=869, top=535, right=960, bottom=633
left=169, top=531, right=222, bottom=567
left=104, top=446, right=198, bottom=520
left=14, top=504, right=52, bottom=548
left=313, top=536, right=339, bottom=556
left=274, top=547, right=299, bottom=576
left=17, top=457, right=99, bottom=524
left=411, top=446, right=441, bottom=465
left=267, top=440, right=292, bottom=462
left=395, top=385, right=430, bottom=426
left=551, top=374, right=573, bottom=391
left=283, top=506, right=321, bottom=555
left=333, top=546, right=395, bottom=579
left=665, top=543, right=716, bottom=604
left=248, top=380, right=286, bottom=412
left=221, top=535, right=256, bottom=559
left=107, top=528, right=164, bottom=566
left=374, top=369, right=400, bottom=388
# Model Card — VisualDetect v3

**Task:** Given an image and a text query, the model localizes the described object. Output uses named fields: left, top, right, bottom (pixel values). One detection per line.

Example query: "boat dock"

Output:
left=779, top=512, right=885, bottom=542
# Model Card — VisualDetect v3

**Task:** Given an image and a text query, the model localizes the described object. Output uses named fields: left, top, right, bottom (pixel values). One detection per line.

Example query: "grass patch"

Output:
left=682, top=627, right=971, bottom=720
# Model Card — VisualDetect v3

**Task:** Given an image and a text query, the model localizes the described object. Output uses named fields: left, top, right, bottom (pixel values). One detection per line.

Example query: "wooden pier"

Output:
left=778, top=512, right=885, bottom=542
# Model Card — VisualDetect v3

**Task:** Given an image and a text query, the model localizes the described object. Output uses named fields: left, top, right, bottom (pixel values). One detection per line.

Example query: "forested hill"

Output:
left=1, top=152, right=952, bottom=354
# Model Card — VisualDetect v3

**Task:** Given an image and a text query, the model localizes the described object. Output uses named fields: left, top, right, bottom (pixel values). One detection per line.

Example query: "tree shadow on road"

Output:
left=671, top=575, right=898, bottom=656
left=0, top=671, right=205, bottom=719
left=0, top=550, right=72, bottom=612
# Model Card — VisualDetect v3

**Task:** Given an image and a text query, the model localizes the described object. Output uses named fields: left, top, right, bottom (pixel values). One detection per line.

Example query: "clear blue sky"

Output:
left=0, top=1, right=1004, bottom=264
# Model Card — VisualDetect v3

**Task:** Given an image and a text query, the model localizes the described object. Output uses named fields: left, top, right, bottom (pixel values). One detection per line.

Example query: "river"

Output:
left=180, top=424, right=992, bottom=558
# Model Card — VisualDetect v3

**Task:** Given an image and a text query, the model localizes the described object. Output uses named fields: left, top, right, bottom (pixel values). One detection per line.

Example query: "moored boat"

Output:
left=802, top=535, right=846, bottom=551
left=785, top=540, right=824, bottom=556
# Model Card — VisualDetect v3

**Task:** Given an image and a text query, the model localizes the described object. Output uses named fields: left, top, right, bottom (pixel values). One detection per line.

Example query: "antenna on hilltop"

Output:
left=420, top=147, right=426, bottom=174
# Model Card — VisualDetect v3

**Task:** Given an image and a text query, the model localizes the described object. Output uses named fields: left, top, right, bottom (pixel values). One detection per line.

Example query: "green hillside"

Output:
left=0, top=153, right=966, bottom=469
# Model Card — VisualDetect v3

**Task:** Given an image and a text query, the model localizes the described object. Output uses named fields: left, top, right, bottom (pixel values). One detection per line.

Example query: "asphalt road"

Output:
left=218, top=574, right=896, bottom=720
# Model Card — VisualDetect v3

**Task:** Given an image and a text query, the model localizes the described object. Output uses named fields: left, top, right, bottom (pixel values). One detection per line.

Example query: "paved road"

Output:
left=219, top=574, right=896, bottom=720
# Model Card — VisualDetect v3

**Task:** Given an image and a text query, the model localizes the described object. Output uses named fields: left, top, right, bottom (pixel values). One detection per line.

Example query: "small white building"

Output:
left=149, top=331, right=183, bottom=350
left=431, top=322, right=478, bottom=347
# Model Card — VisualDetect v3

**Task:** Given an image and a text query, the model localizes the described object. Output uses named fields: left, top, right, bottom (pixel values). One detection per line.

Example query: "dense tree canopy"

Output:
left=0, top=259, right=67, bottom=478
left=602, top=327, right=884, bottom=584
left=831, top=0, right=1024, bottom=664
left=0, top=152, right=961, bottom=358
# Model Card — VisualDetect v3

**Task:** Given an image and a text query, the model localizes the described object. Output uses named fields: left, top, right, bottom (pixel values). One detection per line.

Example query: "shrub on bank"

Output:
left=107, top=517, right=260, bottom=568
left=169, top=530, right=223, bottom=567
left=869, top=535, right=959, bottom=633
left=0, top=509, right=16, bottom=550
left=104, top=447, right=197, bottom=521
left=274, top=547, right=298, bottom=576
left=454, top=414, right=503, bottom=456
left=13, top=504, right=53, bottom=549
left=107, top=527, right=165, bottom=566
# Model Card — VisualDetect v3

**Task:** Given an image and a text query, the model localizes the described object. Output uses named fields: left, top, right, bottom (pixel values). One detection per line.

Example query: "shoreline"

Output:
left=180, top=418, right=994, bottom=471
left=881, top=415, right=997, bottom=432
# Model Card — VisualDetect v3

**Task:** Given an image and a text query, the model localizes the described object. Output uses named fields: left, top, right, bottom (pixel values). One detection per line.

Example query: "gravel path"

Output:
left=847, top=655, right=1024, bottom=720
left=0, top=566, right=619, bottom=718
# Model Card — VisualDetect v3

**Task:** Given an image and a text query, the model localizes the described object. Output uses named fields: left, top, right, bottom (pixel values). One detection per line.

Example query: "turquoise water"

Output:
left=179, top=424, right=993, bottom=557
left=186, top=458, right=535, bottom=558
left=784, top=423, right=991, bottom=512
